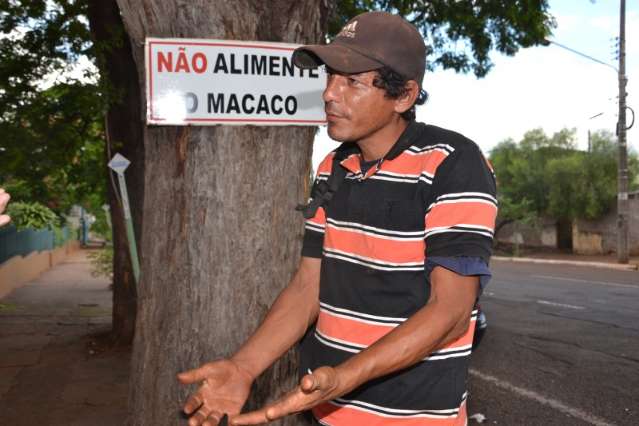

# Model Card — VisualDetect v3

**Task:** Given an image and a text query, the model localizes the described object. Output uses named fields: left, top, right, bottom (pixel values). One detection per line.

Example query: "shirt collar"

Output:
left=384, top=120, right=422, bottom=160
left=334, top=120, right=423, bottom=175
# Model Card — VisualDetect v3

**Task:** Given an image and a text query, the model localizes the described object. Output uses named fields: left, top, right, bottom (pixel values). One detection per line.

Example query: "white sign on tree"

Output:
left=145, top=38, right=327, bottom=126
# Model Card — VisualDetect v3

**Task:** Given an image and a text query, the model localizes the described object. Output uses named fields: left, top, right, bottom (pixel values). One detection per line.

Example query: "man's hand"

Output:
left=0, top=189, right=10, bottom=227
left=231, top=366, right=340, bottom=425
left=178, top=359, right=254, bottom=426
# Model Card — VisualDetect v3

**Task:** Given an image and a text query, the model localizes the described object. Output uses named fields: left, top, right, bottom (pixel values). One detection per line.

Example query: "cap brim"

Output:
left=293, top=43, right=384, bottom=74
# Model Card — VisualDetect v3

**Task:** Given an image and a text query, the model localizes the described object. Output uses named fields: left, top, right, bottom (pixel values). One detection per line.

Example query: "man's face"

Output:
left=323, top=69, right=398, bottom=143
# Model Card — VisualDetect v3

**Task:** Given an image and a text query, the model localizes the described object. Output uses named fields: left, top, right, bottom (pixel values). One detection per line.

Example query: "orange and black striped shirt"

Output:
left=300, top=121, right=497, bottom=426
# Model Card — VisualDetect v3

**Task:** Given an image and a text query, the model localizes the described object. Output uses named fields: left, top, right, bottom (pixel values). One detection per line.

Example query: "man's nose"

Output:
left=323, top=75, right=342, bottom=103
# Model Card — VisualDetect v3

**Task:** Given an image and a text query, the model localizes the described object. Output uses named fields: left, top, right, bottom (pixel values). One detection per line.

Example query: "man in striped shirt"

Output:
left=179, top=11, right=497, bottom=426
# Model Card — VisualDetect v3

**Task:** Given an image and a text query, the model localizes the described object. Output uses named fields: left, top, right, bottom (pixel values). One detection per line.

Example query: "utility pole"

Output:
left=617, top=0, right=629, bottom=263
left=547, top=1, right=631, bottom=263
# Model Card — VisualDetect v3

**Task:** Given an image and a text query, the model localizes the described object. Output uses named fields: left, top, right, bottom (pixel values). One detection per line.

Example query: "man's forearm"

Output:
left=335, top=268, right=478, bottom=395
left=231, top=257, right=321, bottom=380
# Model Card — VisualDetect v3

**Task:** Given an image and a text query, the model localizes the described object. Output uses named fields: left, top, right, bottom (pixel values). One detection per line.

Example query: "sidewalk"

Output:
left=493, top=250, right=639, bottom=271
left=0, top=250, right=129, bottom=426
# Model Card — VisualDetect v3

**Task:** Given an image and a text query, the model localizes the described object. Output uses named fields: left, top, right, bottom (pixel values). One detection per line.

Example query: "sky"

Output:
left=312, top=0, right=639, bottom=169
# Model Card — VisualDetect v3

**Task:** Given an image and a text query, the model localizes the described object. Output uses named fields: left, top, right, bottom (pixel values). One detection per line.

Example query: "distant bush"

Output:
left=87, top=246, right=113, bottom=280
left=52, top=225, right=70, bottom=247
left=491, top=128, right=639, bottom=223
left=5, top=201, right=59, bottom=231
left=90, top=208, right=112, bottom=242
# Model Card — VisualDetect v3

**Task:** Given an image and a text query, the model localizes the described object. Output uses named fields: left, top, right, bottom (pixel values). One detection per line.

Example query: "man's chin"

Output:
left=326, top=125, right=350, bottom=143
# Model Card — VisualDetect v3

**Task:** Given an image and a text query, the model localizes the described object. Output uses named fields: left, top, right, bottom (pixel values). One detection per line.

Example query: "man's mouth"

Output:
left=325, top=111, right=344, bottom=120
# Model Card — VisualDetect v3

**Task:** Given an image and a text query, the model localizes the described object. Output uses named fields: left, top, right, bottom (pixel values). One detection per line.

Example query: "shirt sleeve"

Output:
left=301, top=153, right=333, bottom=258
left=424, top=141, right=498, bottom=262
left=425, top=256, right=492, bottom=292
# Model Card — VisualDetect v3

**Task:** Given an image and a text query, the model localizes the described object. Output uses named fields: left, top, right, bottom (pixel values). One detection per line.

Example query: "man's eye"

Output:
left=348, top=77, right=361, bottom=86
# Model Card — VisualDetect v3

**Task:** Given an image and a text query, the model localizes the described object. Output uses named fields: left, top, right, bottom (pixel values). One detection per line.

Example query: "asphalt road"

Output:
left=466, top=260, right=639, bottom=426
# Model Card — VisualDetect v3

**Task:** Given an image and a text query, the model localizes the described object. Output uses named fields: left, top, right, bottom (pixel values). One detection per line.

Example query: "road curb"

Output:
left=492, top=256, right=639, bottom=271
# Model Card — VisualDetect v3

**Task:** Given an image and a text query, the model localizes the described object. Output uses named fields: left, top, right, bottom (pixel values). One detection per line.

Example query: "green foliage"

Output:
left=5, top=201, right=59, bottom=230
left=497, top=194, right=536, bottom=226
left=490, top=128, right=638, bottom=223
left=491, top=128, right=579, bottom=219
left=87, top=246, right=113, bottom=280
left=90, top=207, right=112, bottom=241
left=0, top=82, right=107, bottom=212
left=0, top=1, right=108, bottom=217
left=52, top=225, right=69, bottom=247
left=333, top=0, right=555, bottom=77
left=0, top=0, right=93, bottom=105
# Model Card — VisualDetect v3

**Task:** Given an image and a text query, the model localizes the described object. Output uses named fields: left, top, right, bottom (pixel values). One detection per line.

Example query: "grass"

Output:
left=0, top=302, right=20, bottom=312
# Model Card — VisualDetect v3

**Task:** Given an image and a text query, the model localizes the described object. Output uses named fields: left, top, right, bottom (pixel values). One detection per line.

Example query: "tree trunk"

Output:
left=87, top=0, right=146, bottom=346
left=115, top=1, right=328, bottom=424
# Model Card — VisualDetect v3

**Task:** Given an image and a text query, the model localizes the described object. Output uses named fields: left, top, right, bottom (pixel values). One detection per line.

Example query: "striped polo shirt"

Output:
left=300, top=121, right=497, bottom=426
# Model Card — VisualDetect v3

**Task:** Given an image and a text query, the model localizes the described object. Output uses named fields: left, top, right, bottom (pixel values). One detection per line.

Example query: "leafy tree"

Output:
left=490, top=128, right=638, bottom=229
left=332, top=0, right=555, bottom=77
left=0, top=82, right=107, bottom=213
left=0, top=1, right=92, bottom=104
left=0, top=0, right=106, bottom=214
left=491, top=128, right=577, bottom=223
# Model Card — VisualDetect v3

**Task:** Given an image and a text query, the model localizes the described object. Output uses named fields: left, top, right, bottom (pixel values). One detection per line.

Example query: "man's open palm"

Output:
left=178, top=359, right=253, bottom=426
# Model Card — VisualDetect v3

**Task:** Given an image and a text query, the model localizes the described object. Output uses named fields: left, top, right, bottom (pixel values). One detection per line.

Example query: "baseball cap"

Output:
left=292, top=11, right=426, bottom=86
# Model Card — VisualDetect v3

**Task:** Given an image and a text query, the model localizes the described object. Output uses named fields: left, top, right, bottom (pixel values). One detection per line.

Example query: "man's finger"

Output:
left=300, top=374, right=319, bottom=393
left=301, top=368, right=336, bottom=394
left=230, top=408, right=269, bottom=425
left=233, top=386, right=317, bottom=425
left=178, top=366, right=210, bottom=384
left=201, top=410, right=223, bottom=426
left=183, top=393, right=204, bottom=415
left=189, top=406, right=213, bottom=426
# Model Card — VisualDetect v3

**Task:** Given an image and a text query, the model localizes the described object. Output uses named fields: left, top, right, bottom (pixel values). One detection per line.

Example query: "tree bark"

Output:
left=87, top=0, right=146, bottom=346
left=115, top=1, right=328, bottom=424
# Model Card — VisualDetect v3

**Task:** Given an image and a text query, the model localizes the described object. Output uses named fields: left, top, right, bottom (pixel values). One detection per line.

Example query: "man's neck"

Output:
left=356, top=116, right=409, bottom=161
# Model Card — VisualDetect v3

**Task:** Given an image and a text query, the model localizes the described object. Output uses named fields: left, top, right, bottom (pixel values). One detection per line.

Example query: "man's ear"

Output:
left=394, top=80, right=420, bottom=114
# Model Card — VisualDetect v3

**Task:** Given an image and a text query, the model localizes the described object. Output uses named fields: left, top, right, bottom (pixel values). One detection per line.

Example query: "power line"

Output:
left=545, top=39, right=618, bottom=73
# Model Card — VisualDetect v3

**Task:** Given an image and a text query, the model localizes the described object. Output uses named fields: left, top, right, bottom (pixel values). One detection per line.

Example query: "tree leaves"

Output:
left=0, top=0, right=106, bottom=214
left=490, top=128, right=638, bottom=222
left=332, top=0, right=555, bottom=77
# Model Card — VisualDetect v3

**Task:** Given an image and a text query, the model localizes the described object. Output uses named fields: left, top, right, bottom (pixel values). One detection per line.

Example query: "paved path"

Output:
left=0, top=250, right=129, bottom=426
left=468, top=260, right=639, bottom=425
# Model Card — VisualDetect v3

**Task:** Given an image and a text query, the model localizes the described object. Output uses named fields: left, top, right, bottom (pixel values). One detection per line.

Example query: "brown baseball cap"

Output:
left=293, top=11, right=426, bottom=86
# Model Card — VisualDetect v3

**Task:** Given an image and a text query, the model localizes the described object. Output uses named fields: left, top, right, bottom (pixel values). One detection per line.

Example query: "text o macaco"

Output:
left=157, top=49, right=320, bottom=78
left=207, top=93, right=298, bottom=115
